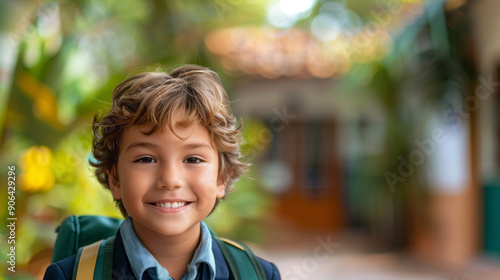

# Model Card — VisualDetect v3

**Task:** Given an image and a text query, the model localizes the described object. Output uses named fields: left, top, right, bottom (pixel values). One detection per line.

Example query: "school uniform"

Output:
left=43, top=219, right=280, bottom=280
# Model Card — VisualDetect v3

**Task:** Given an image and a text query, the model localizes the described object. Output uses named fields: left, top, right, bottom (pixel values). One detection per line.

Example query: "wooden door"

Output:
left=271, top=119, right=344, bottom=230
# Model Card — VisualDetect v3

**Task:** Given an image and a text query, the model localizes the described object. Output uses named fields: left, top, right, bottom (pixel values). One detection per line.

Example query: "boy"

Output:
left=44, top=65, right=281, bottom=279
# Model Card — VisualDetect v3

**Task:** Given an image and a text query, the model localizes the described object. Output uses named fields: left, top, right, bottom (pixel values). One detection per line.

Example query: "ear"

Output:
left=216, top=171, right=232, bottom=199
left=216, top=182, right=226, bottom=199
left=106, top=168, right=122, bottom=200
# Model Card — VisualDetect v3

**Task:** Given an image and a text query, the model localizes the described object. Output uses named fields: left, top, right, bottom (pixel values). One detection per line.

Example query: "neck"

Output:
left=132, top=220, right=201, bottom=279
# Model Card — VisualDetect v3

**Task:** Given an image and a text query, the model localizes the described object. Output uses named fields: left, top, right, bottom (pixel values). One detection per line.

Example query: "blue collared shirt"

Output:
left=120, top=217, right=216, bottom=280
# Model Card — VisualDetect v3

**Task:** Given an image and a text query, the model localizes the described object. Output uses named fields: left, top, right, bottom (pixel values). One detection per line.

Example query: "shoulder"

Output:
left=43, top=255, right=76, bottom=280
left=257, top=257, right=281, bottom=280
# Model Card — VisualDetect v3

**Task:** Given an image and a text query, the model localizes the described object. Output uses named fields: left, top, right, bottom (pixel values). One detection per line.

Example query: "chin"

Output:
left=150, top=221, right=200, bottom=237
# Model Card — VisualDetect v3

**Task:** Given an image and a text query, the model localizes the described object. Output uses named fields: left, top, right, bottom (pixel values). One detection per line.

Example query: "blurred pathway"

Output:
left=251, top=220, right=500, bottom=280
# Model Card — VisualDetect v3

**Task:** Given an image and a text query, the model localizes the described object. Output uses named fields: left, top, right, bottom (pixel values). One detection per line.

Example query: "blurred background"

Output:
left=1, top=0, right=500, bottom=279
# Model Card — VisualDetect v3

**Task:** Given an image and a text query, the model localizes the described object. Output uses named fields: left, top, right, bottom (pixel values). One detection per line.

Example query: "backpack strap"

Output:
left=226, top=239, right=266, bottom=280
left=212, top=235, right=241, bottom=279
left=101, top=236, right=115, bottom=280
left=209, top=228, right=266, bottom=280
left=72, top=240, right=102, bottom=280
left=72, top=236, right=115, bottom=280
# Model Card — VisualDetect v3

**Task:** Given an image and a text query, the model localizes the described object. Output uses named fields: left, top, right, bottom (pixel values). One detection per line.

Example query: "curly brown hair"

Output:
left=90, top=65, right=247, bottom=217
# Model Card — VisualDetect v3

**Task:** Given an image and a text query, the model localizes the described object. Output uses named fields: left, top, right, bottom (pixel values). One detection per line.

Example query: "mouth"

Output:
left=148, top=201, right=193, bottom=209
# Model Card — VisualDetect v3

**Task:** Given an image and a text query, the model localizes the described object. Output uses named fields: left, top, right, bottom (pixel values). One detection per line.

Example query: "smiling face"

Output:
left=107, top=118, right=225, bottom=239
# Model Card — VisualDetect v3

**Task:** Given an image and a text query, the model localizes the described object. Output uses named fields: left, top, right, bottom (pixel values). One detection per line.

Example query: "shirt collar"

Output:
left=120, top=217, right=216, bottom=280
left=185, top=221, right=216, bottom=280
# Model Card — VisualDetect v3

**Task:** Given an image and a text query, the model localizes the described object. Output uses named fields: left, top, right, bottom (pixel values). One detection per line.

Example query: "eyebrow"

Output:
left=125, top=142, right=158, bottom=151
left=182, top=142, right=213, bottom=150
left=125, top=141, right=213, bottom=151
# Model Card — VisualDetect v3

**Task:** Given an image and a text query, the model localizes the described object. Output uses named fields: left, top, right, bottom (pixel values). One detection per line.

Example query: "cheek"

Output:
left=190, top=169, right=219, bottom=198
left=119, top=168, right=150, bottom=196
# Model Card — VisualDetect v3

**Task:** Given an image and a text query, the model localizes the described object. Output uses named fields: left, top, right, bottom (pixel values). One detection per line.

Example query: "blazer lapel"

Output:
left=212, top=239, right=231, bottom=280
left=113, top=232, right=138, bottom=279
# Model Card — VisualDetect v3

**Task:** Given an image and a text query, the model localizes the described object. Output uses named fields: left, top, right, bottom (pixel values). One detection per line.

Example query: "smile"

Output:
left=154, top=202, right=189, bottom=209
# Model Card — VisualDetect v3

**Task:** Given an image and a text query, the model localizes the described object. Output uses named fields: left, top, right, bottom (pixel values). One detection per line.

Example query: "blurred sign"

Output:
left=428, top=115, right=470, bottom=194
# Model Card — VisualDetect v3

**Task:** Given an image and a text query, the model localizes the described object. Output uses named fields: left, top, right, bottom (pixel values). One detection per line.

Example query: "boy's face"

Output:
left=107, top=117, right=225, bottom=239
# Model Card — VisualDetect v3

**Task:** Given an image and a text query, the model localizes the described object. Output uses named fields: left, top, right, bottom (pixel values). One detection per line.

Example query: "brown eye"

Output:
left=135, top=157, right=156, bottom=163
left=184, top=157, right=202, bottom=164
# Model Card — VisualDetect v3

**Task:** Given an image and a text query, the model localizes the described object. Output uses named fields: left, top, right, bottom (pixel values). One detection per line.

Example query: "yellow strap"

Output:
left=75, top=240, right=102, bottom=280
left=219, top=237, right=245, bottom=251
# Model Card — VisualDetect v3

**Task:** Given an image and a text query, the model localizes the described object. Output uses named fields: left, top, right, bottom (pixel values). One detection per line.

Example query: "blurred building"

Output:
left=206, top=0, right=500, bottom=270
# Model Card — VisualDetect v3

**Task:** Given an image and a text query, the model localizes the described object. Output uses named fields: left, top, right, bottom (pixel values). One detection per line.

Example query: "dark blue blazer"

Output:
left=44, top=232, right=280, bottom=280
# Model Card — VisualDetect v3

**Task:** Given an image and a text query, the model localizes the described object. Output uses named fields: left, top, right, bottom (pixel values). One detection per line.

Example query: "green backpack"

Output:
left=52, top=215, right=265, bottom=280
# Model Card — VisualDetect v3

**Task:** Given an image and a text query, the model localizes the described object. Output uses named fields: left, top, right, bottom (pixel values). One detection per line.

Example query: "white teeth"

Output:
left=155, top=202, right=186, bottom=209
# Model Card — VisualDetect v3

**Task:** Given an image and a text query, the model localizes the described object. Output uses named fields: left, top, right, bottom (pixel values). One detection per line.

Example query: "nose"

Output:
left=156, top=161, right=183, bottom=190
